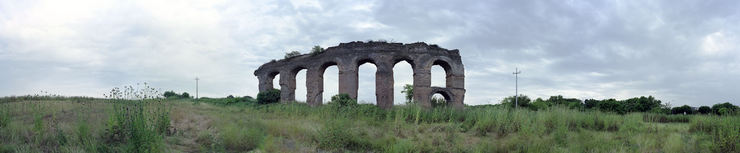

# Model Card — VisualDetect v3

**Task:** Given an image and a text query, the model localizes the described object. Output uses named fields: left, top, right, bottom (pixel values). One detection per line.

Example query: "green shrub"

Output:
left=329, top=94, right=356, bottom=107
left=257, top=89, right=281, bottom=104
left=284, top=51, right=301, bottom=59
left=310, top=46, right=324, bottom=55
left=316, top=119, right=352, bottom=150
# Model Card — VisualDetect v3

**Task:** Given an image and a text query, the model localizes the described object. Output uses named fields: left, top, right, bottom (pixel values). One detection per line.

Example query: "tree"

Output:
left=310, top=46, right=324, bottom=55
left=546, top=95, right=582, bottom=109
left=181, top=92, right=190, bottom=99
left=597, top=99, right=623, bottom=114
left=584, top=99, right=600, bottom=109
left=697, top=106, right=712, bottom=114
left=622, top=96, right=662, bottom=112
left=530, top=98, right=549, bottom=110
left=501, top=94, right=531, bottom=108
left=284, top=51, right=301, bottom=59
left=401, top=84, right=414, bottom=104
left=257, top=89, right=281, bottom=104
left=649, top=106, right=670, bottom=114
left=671, top=105, right=694, bottom=115
left=711, top=102, right=738, bottom=115
left=163, top=91, right=178, bottom=98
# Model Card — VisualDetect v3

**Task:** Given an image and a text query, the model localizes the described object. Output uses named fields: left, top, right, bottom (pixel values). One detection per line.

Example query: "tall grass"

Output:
left=102, top=83, right=172, bottom=153
left=219, top=120, right=266, bottom=152
left=690, top=115, right=740, bottom=152
left=1, top=94, right=737, bottom=152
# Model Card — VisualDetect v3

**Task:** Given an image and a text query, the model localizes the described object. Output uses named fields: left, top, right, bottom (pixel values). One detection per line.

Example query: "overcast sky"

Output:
left=1, top=0, right=738, bottom=106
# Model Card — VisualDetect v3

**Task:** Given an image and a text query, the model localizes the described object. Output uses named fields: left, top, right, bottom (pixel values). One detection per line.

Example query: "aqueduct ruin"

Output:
left=254, top=41, right=465, bottom=109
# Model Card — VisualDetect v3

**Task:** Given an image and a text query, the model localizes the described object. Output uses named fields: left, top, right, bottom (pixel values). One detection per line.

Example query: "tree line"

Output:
left=497, top=95, right=738, bottom=115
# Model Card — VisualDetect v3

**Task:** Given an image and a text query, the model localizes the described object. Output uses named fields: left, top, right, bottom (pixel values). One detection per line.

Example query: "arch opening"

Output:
left=431, top=65, right=446, bottom=87
left=432, top=59, right=453, bottom=88
left=357, top=61, right=377, bottom=104
left=322, top=64, right=339, bottom=104
left=393, top=60, right=413, bottom=105
left=294, top=68, right=307, bottom=102
left=431, top=92, right=450, bottom=107
left=269, top=72, right=280, bottom=90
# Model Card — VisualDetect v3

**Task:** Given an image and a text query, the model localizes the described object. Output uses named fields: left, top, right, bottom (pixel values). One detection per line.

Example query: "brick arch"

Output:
left=254, top=41, right=465, bottom=109
left=431, top=87, right=454, bottom=107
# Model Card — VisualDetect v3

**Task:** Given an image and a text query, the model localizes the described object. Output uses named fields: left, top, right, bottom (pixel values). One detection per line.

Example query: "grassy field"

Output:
left=0, top=96, right=738, bottom=153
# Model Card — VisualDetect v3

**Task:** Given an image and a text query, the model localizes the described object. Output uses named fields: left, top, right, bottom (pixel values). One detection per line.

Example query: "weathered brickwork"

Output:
left=254, top=41, right=465, bottom=109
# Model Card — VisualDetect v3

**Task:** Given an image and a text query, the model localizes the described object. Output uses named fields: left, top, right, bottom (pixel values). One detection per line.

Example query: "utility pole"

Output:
left=195, top=77, right=199, bottom=100
left=513, top=68, right=521, bottom=109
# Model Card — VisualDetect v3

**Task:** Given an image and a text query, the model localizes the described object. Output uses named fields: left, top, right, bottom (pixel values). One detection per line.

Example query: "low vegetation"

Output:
left=0, top=86, right=738, bottom=152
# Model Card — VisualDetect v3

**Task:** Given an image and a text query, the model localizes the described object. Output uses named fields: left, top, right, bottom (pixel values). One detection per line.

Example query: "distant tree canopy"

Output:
left=500, top=95, right=531, bottom=108
left=711, top=102, right=738, bottom=115
left=162, top=91, right=191, bottom=99
left=671, top=105, right=694, bottom=115
left=497, top=94, right=737, bottom=115
left=583, top=96, right=665, bottom=114
left=697, top=106, right=712, bottom=114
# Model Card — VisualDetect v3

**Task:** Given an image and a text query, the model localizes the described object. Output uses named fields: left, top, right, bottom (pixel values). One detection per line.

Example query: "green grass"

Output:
left=0, top=97, right=737, bottom=153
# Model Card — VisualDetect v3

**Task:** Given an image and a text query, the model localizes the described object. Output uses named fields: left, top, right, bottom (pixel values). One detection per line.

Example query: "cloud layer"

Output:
left=1, top=0, right=738, bottom=106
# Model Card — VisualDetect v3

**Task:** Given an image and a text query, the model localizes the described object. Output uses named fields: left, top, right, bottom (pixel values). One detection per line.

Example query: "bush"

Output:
left=257, top=89, right=281, bottom=104
left=329, top=94, right=356, bottom=107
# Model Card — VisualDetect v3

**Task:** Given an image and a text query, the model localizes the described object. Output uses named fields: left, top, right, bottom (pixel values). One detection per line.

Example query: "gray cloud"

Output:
left=1, top=0, right=738, bottom=106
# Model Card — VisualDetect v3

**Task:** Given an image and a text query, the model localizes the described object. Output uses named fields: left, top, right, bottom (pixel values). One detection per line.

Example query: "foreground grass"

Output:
left=0, top=98, right=738, bottom=153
